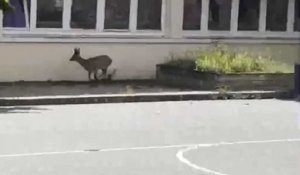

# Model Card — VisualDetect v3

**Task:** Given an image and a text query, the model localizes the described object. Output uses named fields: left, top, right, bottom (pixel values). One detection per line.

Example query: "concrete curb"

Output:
left=0, top=90, right=294, bottom=106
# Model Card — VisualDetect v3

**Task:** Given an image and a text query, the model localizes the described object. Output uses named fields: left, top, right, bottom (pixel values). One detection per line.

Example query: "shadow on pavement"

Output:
left=0, top=106, right=49, bottom=114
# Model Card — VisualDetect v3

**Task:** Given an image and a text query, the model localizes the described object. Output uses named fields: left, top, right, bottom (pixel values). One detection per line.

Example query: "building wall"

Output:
left=0, top=0, right=299, bottom=82
left=0, top=41, right=299, bottom=82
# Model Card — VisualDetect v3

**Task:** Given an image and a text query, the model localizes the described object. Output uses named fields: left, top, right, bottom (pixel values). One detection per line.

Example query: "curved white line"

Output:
left=176, top=138, right=300, bottom=175
left=177, top=145, right=227, bottom=175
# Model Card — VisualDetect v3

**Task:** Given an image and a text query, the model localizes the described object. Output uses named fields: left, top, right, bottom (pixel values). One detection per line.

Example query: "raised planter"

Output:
left=156, top=64, right=294, bottom=91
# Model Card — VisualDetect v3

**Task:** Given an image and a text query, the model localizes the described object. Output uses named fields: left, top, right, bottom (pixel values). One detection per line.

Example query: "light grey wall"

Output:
left=0, top=42, right=298, bottom=82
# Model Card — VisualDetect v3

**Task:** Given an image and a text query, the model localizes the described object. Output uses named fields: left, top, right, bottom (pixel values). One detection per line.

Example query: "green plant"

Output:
left=195, top=45, right=293, bottom=74
left=0, top=0, right=14, bottom=13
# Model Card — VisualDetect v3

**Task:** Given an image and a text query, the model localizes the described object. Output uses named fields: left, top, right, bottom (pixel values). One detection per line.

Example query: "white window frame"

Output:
left=183, top=0, right=300, bottom=39
left=1, top=0, right=166, bottom=38
left=1, top=0, right=299, bottom=41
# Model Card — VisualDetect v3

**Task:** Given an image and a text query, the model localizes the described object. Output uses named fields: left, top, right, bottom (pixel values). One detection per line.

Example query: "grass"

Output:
left=195, top=45, right=293, bottom=74
left=164, top=45, right=293, bottom=74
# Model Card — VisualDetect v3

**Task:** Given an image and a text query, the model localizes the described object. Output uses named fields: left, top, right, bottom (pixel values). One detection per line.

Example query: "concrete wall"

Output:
left=0, top=41, right=299, bottom=82
left=0, top=0, right=299, bottom=82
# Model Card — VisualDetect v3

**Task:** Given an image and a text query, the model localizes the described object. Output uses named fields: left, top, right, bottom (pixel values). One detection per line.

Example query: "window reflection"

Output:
left=71, top=0, right=97, bottom=29
left=208, top=0, right=232, bottom=31
left=37, top=0, right=63, bottom=28
left=137, top=0, right=162, bottom=30
left=183, top=0, right=202, bottom=30
left=104, top=0, right=130, bottom=29
left=238, top=0, right=260, bottom=31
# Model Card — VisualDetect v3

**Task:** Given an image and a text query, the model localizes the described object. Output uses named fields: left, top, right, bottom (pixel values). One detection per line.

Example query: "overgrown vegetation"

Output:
left=196, top=45, right=292, bottom=74
left=164, top=45, right=293, bottom=74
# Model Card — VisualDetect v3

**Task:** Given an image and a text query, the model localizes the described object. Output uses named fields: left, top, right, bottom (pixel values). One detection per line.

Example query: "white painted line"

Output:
left=0, top=90, right=278, bottom=100
left=0, top=137, right=299, bottom=175
left=177, top=145, right=227, bottom=175
left=0, top=144, right=193, bottom=158
left=176, top=138, right=300, bottom=175
left=0, top=92, right=216, bottom=100
left=0, top=150, right=86, bottom=158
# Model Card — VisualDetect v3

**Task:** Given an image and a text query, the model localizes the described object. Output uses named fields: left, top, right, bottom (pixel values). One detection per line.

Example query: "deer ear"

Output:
left=74, top=48, right=80, bottom=54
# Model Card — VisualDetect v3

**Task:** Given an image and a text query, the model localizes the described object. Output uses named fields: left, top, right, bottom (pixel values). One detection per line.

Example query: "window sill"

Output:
left=1, top=29, right=164, bottom=38
left=0, top=30, right=299, bottom=44
left=183, top=31, right=300, bottom=40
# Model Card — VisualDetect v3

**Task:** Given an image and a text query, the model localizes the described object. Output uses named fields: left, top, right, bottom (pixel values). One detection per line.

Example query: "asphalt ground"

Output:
left=0, top=99, right=299, bottom=175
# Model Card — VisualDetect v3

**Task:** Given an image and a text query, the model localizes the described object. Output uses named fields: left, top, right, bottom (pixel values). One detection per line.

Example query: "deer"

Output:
left=70, top=48, right=113, bottom=81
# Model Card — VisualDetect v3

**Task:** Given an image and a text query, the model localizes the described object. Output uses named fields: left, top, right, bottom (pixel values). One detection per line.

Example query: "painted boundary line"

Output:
left=0, top=138, right=299, bottom=174
left=0, top=138, right=299, bottom=159
left=0, top=90, right=293, bottom=106
left=0, top=144, right=193, bottom=158
left=176, top=138, right=300, bottom=175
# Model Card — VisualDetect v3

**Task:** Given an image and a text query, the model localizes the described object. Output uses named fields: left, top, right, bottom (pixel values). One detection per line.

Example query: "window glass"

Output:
left=266, top=0, right=288, bottom=31
left=238, top=0, right=260, bottom=31
left=137, top=0, right=162, bottom=30
left=71, top=0, right=97, bottom=29
left=183, top=0, right=202, bottom=30
left=104, top=0, right=130, bottom=29
left=3, top=0, right=30, bottom=28
left=208, top=0, right=232, bottom=31
left=37, top=0, right=63, bottom=28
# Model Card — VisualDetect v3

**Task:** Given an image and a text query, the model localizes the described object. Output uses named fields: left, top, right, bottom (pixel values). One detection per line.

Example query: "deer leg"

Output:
left=101, top=68, right=108, bottom=79
left=88, top=71, right=92, bottom=81
left=93, top=70, right=99, bottom=81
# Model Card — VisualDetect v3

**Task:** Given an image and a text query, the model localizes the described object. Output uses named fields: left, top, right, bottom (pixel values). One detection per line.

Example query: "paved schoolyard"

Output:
left=0, top=100, right=299, bottom=175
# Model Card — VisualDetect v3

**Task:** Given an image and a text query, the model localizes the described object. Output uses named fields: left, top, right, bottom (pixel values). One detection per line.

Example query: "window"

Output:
left=295, top=0, right=300, bottom=31
left=36, top=0, right=63, bottom=28
left=137, top=0, right=162, bottom=30
left=208, top=0, right=232, bottom=31
left=104, top=0, right=130, bottom=29
left=238, top=0, right=260, bottom=31
left=3, top=0, right=30, bottom=28
left=266, top=0, right=288, bottom=31
left=1, top=0, right=299, bottom=39
left=71, top=0, right=97, bottom=29
left=2, top=0, right=164, bottom=33
left=183, top=0, right=202, bottom=30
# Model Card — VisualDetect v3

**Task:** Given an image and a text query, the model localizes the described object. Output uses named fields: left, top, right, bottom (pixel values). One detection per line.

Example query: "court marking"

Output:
left=0, top=144, right=193, bottom=158
left=0, top=138, right=299, bottom=175
left=176, top=138, right=300, bottom=175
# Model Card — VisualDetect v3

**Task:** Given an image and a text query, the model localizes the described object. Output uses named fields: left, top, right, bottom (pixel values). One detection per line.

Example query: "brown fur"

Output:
left=70, top=48, right=112, bottom=81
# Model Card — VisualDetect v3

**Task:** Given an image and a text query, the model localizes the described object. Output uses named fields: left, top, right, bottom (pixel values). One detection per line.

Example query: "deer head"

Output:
left=70, top=48, right=81, bottom=61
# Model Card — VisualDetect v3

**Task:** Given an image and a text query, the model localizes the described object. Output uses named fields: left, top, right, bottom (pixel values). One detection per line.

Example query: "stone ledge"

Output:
left=0, top=91, right=293, bottom=106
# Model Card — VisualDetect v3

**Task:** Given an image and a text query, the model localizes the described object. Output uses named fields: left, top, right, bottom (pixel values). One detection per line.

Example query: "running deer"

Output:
left=70, top=48, right=113, bottom=81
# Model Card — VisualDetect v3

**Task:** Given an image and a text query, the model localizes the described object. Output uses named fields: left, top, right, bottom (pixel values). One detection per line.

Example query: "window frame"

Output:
left=0, top=0, right=299, bottom=40
left=1, top=0, right=166, bottom=37
left=183, top=0, right=300, bottom=39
